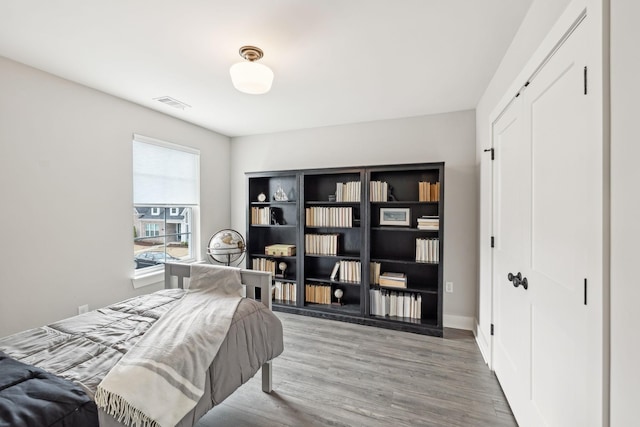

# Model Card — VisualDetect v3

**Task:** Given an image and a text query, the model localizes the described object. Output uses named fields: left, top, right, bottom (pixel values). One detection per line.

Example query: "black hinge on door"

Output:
left=584, top=66, right=588, bottom=95
left=483, top=148, right=495, bottom=160
left=491, top=324, right=494, bottom=336
left=584, top=278, right=588, bottom=305
left=491, top=236, right=495, bottom=248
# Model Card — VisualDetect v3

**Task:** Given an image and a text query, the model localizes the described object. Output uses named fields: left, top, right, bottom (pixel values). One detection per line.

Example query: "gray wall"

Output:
left=0, top=56, right=231, bottom=337
left=610, top=0, right=638, bottom=423
left=230, top=110, right=478, bottom=327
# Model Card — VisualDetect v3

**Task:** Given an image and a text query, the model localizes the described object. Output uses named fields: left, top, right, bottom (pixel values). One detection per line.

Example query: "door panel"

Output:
left=524, top=20, right=589, bottom=426
left=492, top=96, right=531, bottom=418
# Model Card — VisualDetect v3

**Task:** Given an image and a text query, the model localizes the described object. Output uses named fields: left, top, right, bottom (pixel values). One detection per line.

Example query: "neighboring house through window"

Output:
left=132, top=134, right=200, bottom=273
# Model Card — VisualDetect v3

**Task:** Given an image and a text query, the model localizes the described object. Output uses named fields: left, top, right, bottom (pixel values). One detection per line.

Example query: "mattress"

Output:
left=0, top=289, right=284, bottom=427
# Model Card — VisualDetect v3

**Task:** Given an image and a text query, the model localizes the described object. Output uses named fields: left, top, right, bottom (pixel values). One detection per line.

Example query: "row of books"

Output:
left=417, top=215, right=439, bottom=230
left=305, top=207, right=353, bottom=228
left=336, top=181, right=361, bottom=202
left=252, top=258, right=276, bottom=275
left=419, top=181, right=440, bottom=202
left=273, top=281, right=296, bottom=303
left=305, top=284, right=331, bottom=304
left=250, top=207, right=271, bottom=225
left=370, top=180, right=389, bottom=202
left=416, top=238, right=440, bottom=263
left=369, top=289, right=422, bottom=319
left=331, top=260, right=361, bottom=283
left=305, top=234, right=339, bottom=256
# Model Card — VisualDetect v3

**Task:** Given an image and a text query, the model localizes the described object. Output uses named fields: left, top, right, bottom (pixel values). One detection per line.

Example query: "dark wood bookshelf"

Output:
left=246, top=162, right=444, bottom=337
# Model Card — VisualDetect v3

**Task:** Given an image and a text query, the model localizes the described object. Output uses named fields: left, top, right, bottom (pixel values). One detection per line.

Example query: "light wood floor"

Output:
left=196, top=312, right=516, bottom=427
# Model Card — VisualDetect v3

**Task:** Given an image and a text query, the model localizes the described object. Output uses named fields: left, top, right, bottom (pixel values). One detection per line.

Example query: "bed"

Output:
left=0, top=263, right=284, bottom=427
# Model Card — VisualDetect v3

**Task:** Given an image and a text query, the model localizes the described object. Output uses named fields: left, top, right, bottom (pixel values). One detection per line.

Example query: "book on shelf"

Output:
left=305, top=283, right=331, bottom=304
left=330, top=261, right=340, bottom=280
left=369, top=288, right=422, bottom=319
left=418, top=181, right=440, bottom=202
left=369, top=180, right=388, bottom=202
left=370, top=262, right=381, bottom=285
left=273, top=281, right=296, bottom=303
left=305, top=206, right=353, bottom=228
left=379, top=272, right=407, bottom=288
left=304, top=234, right=339, bottom=256
left=251, top=206, right=271, bottom=225
left=252, top=258, right=276, bottom=275
left=265, top=244, right=296, bottom=256
left=416, top=238, right=439, bottom=263
left=339, top=260, right=361, bottom=283
left=335, top=181, right=361, bottom=202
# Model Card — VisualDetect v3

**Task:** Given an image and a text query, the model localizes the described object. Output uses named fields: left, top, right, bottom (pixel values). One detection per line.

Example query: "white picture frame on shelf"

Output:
left=379, top=207, right=410, bottom=226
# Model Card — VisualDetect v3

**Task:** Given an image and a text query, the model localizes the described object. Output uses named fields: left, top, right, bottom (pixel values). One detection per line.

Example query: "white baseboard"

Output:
left=443, top=314, right=474, bottom=331
left=475, top=321, right=491, bottom=366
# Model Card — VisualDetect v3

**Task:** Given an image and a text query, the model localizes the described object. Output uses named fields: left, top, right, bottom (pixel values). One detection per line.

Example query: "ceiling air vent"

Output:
left=154, top=96, right=191, bottom=110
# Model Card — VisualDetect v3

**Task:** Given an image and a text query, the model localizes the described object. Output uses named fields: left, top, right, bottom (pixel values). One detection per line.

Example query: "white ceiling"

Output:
left=0, top=0, right=532, bottom=137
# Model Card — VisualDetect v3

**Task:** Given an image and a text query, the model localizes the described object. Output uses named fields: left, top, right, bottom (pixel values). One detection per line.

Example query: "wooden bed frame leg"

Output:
left=261, top=361, right=272, bottom=393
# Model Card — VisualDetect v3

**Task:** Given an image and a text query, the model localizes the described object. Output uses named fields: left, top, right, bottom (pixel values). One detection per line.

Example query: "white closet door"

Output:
left=493, top=18, right=594, bottom=426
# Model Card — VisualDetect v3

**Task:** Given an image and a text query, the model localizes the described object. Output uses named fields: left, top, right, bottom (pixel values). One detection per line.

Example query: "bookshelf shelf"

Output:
left=371, top=226, right=438, bottom=233
left=373, top=285, right=438, bottom=294
left=306, top=277, right=361, bottom=286
left=246, top=162, right=444, bottom=337
left=273, top=299, right=297, bottom=307
left=371, top=257, right=439, bottom=266
left=250, top=224, right=297, bottom=228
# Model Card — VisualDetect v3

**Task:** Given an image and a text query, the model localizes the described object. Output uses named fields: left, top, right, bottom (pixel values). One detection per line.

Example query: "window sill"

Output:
left=131, top=268, right=164, bottom=289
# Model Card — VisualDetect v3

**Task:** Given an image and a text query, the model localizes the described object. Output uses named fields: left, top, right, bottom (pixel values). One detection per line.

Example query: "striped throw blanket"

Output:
left=95, top=264, right=243, bottom=427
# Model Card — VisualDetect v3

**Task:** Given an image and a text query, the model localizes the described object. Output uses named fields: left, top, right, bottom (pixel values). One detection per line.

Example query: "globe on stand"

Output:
left=333, top=288, right=344, bottom=306
left=277, top=261, right=287, bottom=278
left=207, top=229, right=246, bottom=266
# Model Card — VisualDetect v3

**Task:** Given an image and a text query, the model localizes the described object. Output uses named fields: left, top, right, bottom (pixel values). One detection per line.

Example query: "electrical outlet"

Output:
left=445, top=282, right=453, bottom=293
left=78, top=304, right=89, bottom=314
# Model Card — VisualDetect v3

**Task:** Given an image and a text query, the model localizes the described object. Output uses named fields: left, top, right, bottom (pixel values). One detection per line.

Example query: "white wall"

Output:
left=474, top=0, right=572, bottom=357
left=230, top=110, right=477, bottom=328
left=610, top=0, right=638, bottom=424
left=0, top=56, right=230, bottom=337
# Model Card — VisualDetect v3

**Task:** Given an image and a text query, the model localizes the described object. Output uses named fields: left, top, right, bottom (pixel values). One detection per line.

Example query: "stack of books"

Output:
left=252, top=258, right=276, bottom=275
left=338, top=260, right=361, bottom=283
left=417, top=216, right=439, bottom=230
left=336, top=181, right=361, bottom=202
left=250, top=207, right=271, bottom=225
left=379, top=272, right=407, bottom=288
left=305, top=206, right=353, bottom=227
left=273, top=281, right=296, bottom=303
left=418, top=181, right=440, bottom=202
left=369, top=289, right=422, bottom=319
left=416, top=238, right=439, bottom=263
left=305, top=284, right=331, bottom=304
left=370, top=181, right=389, bottom=202
left=304, top=234, right=339, bottom=255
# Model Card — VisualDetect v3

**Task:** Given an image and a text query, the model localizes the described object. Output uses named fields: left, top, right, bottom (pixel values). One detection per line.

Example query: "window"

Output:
left=132, top=134, right=200, bottom=274
left=144, top=223, right=160, bottom=237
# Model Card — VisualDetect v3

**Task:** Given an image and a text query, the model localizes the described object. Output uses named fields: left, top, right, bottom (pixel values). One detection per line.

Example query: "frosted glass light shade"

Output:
left=230, top=61, right=274, bottom=94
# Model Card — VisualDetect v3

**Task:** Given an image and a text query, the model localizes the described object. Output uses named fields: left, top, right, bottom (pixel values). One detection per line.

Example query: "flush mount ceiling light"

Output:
left=229, top=46, right=274, bottom=95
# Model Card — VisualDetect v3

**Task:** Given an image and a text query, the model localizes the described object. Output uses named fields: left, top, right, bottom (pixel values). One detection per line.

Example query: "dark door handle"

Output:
left=507, top=272, right=528, bottom=290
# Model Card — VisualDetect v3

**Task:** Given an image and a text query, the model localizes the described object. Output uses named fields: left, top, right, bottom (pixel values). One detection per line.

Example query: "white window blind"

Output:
left=133, top=134, right=200, bottom=205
